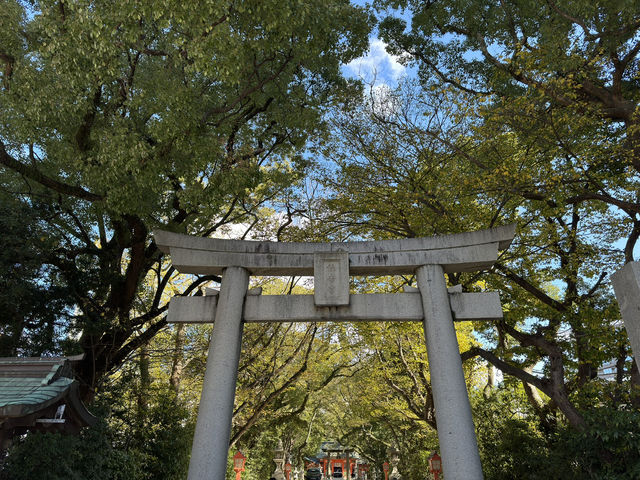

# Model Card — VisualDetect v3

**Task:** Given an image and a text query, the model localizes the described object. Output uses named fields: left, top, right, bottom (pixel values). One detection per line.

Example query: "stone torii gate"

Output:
left=154, top=225, right=515, bottom=480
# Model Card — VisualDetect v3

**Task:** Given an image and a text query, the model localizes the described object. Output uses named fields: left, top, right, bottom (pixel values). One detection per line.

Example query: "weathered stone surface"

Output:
left=153, top=225, right=515, bottom=275
left=187, top=267, right=249, bottom=480
left=314, top=251, right=349, bottom=306
left=165, top=243, right=502, bottom=275
left=449, top=291, right=503, bottom=321
left=156, top=226, right=516, bottom=480
left=168, top=292, right=503, bottom=324
left=612, top=262, right=640, bottom=358
left=417, top=264, right=484, bottom=480
left=169, top=296, right=218, bottom=324
left=247, top=294, right=421, bottom=322
left=155, top=225, right=515, bottom=255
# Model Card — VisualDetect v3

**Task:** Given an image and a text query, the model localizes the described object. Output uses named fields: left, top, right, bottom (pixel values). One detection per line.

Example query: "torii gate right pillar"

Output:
left=612, top=262, right=640, bottom=361
left=417, top=265, right=483, bottom=479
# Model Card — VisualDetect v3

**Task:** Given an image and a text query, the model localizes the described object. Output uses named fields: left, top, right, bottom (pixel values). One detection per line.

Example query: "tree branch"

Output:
left=462, top=346, right=550, bottom=393
left=494, top=263, right=567, bottom=311
left=0, top=142, right=103, bottom=202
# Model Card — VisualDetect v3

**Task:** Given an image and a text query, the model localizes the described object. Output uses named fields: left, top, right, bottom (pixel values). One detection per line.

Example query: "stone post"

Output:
left=612, top=262, right=640, bottom=359
left=187, top=267, right=249, bottom=480
left=416, top=264, right=484, bottom=480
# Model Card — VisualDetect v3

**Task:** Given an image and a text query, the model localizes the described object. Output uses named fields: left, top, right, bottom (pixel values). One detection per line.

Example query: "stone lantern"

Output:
left=388, top=448, right=402, bottom=480
left=272, top=440, right=285, bottom=480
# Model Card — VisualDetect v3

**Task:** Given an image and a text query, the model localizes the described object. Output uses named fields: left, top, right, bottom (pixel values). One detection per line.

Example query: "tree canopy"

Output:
left=378, top=0, right=640, bottom=260
left=0, top=0, right=372, bottom=394
left=2, top=0, right=640, bottom=478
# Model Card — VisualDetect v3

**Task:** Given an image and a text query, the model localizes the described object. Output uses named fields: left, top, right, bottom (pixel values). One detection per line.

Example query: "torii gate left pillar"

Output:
left=155, top=225, right=515, bottom=480
left=188, top=266, right=249, bottom=480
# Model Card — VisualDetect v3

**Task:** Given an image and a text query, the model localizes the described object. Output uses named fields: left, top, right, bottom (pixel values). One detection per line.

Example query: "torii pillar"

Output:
left=417, top=264, right=482, bottom=477
left=612, top=262, right=640, bottom=360
left=155, top=225, right=516, bottom=480
left=188, top=266, right=249, bottom=480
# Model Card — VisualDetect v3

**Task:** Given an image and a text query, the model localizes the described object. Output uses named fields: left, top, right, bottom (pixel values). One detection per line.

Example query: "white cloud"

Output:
left=343, top=38, right=406, bottom=86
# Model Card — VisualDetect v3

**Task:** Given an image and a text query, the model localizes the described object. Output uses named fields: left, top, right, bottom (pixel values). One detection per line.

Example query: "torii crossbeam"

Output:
left=155, top=225, right=516, bottom=480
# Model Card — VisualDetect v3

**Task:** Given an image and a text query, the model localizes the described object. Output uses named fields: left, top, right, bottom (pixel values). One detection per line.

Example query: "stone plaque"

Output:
left=314, top=251, right=349, bottom=306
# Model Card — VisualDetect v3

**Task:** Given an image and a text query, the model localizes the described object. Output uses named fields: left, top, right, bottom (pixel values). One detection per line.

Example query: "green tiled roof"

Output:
left=0, top=356, right=86, bottom=419
left=0, top=377, right=74, bottom=417
left=0, top=356, right=96, bottom=431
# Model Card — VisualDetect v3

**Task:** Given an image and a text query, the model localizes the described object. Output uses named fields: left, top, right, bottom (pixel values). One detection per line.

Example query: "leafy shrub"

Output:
left=0, top=419, right=138, bottom=480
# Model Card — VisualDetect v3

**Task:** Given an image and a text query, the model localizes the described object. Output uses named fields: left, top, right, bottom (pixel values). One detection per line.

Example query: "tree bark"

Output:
left=170, top=323, right=185, bottom=396
left=631, top=357, right=640, bottom=409
left=137, top=342, right=150, bottom=423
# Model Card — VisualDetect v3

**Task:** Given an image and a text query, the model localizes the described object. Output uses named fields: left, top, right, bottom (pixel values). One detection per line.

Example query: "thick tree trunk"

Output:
left=137, top=342, right=150, bottom=423
left=549, top=384, right=585, bottom=430
left=631, top=357, right=640, bottom=409
left=170, top=323, right=185, bottom=396
left=522, top=365, right=545, bottom=413
left=547, top=349, right=586, bottom=430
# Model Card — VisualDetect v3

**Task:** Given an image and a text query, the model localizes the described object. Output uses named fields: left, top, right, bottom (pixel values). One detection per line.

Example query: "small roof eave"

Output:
left=0, top=356, right=96, bottom=429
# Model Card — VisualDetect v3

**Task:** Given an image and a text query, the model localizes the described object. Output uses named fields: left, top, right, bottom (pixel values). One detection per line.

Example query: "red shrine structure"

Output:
left=305, top=441, right=369, bottom=479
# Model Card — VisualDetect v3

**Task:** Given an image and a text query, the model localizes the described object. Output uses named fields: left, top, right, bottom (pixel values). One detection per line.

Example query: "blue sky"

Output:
left=340, top=0, right=415, bottom=87
left=341, top=37, right=409, bottom=87
left=334, top=19, right=638, bottom=383
left=338, top=31, right=640, bottom=263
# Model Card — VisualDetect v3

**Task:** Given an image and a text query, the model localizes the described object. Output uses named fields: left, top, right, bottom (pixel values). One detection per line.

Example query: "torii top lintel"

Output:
left=154, top=225, right=515, bottom=276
